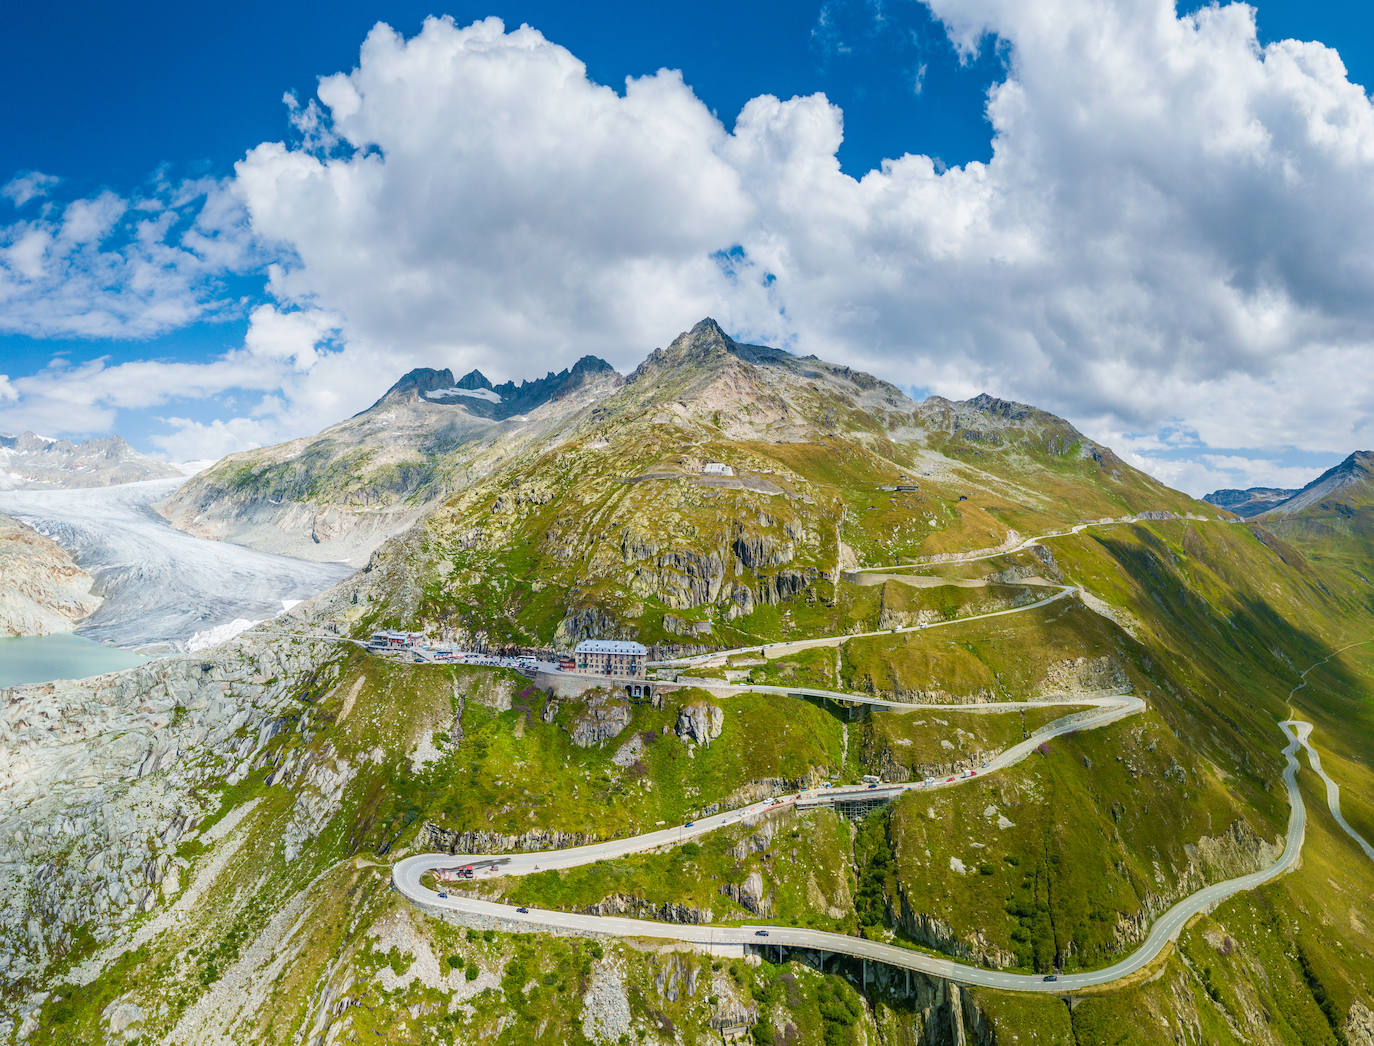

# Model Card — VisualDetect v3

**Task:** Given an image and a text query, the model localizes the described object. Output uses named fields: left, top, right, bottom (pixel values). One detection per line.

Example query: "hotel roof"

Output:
left=574, top=639, right=648, bottom=655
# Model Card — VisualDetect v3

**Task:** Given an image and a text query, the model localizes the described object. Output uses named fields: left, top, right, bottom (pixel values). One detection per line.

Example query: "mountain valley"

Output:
left=1, top=321, right=1372, bottom=1046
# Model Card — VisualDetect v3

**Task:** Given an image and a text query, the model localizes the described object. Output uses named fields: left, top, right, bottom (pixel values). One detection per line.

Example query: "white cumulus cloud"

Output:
left=222, top=7, right=1374, bottom=493
left=0, top=305, right=343, bottom=458
left=7, top=4, right=1374, bottom=492
left=2, top=171, right=60, bottom=207
left=0, top=177, right=259, bottom=339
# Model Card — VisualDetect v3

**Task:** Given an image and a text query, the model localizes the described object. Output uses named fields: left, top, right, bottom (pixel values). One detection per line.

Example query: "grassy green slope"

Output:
left=19, top=329, right=1373, bottom=1046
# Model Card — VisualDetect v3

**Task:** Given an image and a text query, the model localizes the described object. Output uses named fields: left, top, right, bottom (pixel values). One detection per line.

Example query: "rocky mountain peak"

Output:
left=628, top=318, right=790, bottom=387
left=963, top=393, right=1035, bottom=422
left=1341, top=449, right=1373, bottom=474
left=1259, top=449, right=1374, bottom=518
left=369, top=367, right=457, bottom=409
left=568, top=354, right=618, bottom=379
left=1, top=432, right=59, bottom=453
left=455, top=369, right=494, bottom=391
left=647, top=317, right=736, bottom=369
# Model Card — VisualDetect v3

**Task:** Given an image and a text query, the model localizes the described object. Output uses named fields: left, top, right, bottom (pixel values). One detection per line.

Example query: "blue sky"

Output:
left=2, top=0, right=1373, bottom=494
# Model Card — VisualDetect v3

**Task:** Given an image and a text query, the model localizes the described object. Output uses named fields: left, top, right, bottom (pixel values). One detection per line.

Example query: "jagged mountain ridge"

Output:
left=1202, top=486, right=1300, bottom=518
left=1258, top=451, right=1374, bottom=518
left=161, top=316, right=1160, bottom=570
left=362, top=354, right=618, bottom=421
left=0, top=432, right=182, bottom=490
left=157, top=353, right=625, bottom=566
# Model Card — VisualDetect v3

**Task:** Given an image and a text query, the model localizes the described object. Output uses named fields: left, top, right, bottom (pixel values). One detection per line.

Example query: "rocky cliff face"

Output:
left=421, top=823, right=598, bottom=853
left=0, top=630, right=339, bottom=1016
left=0, top=513, right=101, bottom=636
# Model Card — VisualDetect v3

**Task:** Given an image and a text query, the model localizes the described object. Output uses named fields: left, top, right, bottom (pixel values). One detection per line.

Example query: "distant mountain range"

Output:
left=1199, top=486, right=1298, bottom=518
left=1204, top=451, right=1373, bottom=519
left=157, top=318, right=1189, bottom=569
left=157, top=353, right=624, bottom=566
left=0, top=432, right=182, bottom=490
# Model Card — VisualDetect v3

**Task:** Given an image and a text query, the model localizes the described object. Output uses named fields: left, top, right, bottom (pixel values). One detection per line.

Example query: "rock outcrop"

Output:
left=421, top=823, right=598, bottom=854
left=722, top=870, right=771, bottom=915
left=0, top=513, right=101, bottom=636
left=675, top=701, right=724, bottom=745
left=580, top=895, right=707, bottom=924
left=0, top=632, right=339, bottom=1002
left=569, top=691, right=633, bottom=747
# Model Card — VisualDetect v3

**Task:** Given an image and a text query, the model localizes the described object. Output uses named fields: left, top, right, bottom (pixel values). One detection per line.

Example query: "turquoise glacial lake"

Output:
left=0, top=633, right=148, bottom=687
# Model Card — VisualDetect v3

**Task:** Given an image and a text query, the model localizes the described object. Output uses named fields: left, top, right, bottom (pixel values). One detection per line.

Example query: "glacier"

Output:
left=0, top=478, right=352, bottom=651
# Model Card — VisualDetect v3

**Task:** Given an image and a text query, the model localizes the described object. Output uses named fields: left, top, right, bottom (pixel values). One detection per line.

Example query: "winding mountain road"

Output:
left=649, top=585, right=1077, bottom=669
left=1286, top=639, right=1374, bottom=861
left=653, top=514, right=1203, bottom=670
left=393, top=710, right=1311, bottom=993
left=391, top=511, right=1367, bottom=993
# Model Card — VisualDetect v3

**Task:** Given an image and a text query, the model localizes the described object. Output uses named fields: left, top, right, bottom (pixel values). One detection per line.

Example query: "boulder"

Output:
left=569, top=692, right=632, bottom=747
left=724, top=870, right=770, bottom=915
left=675, top=701, right=724, bottom=745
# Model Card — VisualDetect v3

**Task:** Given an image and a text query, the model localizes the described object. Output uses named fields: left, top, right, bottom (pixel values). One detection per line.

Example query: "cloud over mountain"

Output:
left=5, top=2, right=1374, bottom=488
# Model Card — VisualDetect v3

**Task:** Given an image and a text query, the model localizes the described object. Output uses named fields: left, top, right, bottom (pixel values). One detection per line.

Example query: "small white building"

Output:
left=574, top=639, right=648, bottom=678
left=701, top=462, right=735, bottom=476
